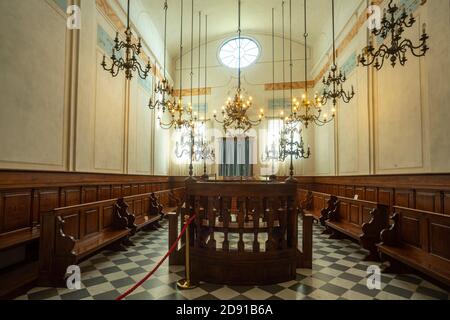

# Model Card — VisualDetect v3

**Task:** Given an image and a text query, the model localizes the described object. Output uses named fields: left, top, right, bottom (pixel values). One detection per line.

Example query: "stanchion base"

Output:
left=177, top=279, right=197, bottom=290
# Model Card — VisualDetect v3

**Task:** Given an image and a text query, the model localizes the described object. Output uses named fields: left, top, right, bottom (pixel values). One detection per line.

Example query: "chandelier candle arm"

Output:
left=285, top=0, right=335, bottom=129
left=262, top=7, right=281, bottom=177
left=101, top=0, right=151, bottom=80
left=357, top=0, right=429, bottom=70
left=149, top=0, right=174, bottom=111
left=213, top=0, right=264, bottom=134
left=321, top=0, right=355, bottom=107
left=158, top=0, right=194, bottom=131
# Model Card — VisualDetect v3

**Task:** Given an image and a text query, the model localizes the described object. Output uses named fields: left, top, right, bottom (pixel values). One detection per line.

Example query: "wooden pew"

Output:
left=39, top=199, right=132, bottom=287
left=38, top=188, right=185, bottom=287
left=324, top=196, right=389, bottom=261
left=378, top=207, right=450, bottom=287
left=298, top=189, right=337, bottom=227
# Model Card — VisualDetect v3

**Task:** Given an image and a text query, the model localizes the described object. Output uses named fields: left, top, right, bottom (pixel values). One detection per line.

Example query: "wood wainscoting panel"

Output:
left=82, top=186, right=98, bottom=204
left=365, top=187, right=378, bottom=202
left=429, top=217, right=450, bottom=260
left=349, top=204, right=360, bottom=225
left=131, top=184, right=139, bottom=195
left=339, top=186, right=346, bottom=197
left=111, top=185, right=121, bottom=198
left=33, top=189, right=59, bottom=226
left=416, top=190, right=442, bottom=213
left=122, top=185, right=131, bottom=197
left=345, top=186, right=355, bottom=198
left=98, top=185, right=112, bottom=201
left=60, top=188, right=81, bottom=207
left=84, top=209, right=100, bottom=237
left=355, top=187, right=365, bottom=200
left=400, top=215, right=421, bottom=249
left=102, top=205, right=114, bottom=229
left=1, top=191, right=32, bottom=233
left=395, top=189, right=415, bottom=208
left=444, top=193, right=450, bottom=215
left=378, top=188, right=394, bottom=208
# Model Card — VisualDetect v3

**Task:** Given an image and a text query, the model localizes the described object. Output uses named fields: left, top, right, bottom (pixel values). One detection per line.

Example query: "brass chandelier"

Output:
left=261, top=8, right=280, bottom=181
left=199, top=14, right=215, bottom=179
left=158, top=0, right=194, bottom=131
left=357, top=0, right=429, bottom=70
left=287, top=0, right=335, bottom=129
left=101, top=0, right=151, bottom=80
left=322, top=0, right=355, bottom=107
left=148, top=0, right=175, bottom=111
left=279, top=121, right=311, bottom=162
left=280, top=0, right=311, bottom=183
left=174, top=12, right=215, bottom=175
left=214, top=0, right=264, bottom=134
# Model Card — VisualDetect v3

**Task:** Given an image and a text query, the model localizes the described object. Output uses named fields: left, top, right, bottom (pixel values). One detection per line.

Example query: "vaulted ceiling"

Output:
left=136, top=0, right=364, bottom=60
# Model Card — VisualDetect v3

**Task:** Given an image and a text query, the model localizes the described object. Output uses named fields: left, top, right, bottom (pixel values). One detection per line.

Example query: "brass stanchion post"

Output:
left=177, top=215, right=196, bottom=289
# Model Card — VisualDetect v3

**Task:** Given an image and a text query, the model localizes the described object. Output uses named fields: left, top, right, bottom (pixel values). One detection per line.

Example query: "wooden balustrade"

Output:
left=178, top=181, right=312, bottom=285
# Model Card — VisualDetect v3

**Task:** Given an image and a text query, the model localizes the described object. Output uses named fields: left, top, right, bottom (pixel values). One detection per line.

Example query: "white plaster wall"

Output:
left=310, top=0, right=450, bottom=176
left=0, top=0, right=68, bottom=170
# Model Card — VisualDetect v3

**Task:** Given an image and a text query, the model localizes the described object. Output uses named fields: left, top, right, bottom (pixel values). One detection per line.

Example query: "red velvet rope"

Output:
left=116, top=215, right=196, bottom=301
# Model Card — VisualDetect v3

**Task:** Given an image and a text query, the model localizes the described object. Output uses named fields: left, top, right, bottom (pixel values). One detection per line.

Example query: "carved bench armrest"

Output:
left=380, top=213, right=400, bottom=246
left=113, top=201, right=132, bottom=230
left=56, top=216, right=77, bottom=257
left=362, top=204, right=389, bottom=239
left=115, top=199, right=137, bottom=232
left=327, top=198, right=340, bottom=222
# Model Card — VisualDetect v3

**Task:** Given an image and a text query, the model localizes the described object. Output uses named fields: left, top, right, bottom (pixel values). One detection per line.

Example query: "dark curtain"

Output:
left=218, top=137, right=253, bottom=177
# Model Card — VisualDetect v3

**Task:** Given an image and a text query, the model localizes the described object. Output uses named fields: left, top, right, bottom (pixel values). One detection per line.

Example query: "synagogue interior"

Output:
left=0, top=0, right=449, bottom=302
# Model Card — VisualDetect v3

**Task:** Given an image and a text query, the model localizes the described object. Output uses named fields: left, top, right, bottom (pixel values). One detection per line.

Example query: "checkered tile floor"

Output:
left=16, top=219, right=450, bottom=300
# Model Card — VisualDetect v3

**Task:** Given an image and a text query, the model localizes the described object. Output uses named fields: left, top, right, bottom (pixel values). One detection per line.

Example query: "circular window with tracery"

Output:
left=219, top=37, right=260, bottom=69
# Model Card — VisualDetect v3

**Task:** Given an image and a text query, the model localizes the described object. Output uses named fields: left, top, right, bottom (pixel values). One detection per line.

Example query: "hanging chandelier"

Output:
left=322, top=0, right=355, bottom=107
left=214, top=0, right=264, bottom=134
left=280, top=0, right=312, bottom=183
left=357, top=0, right=429, bottom=70
left=174, top=12, right=215, bottom=175
left=158, top=0, right=194, bottom=131
left=200, top=14, right=215, bottom=179
left=149, top=0, right=175, bottom=111
left=287, top=0, right=335, bottom=129
left=101, top=0, right=151, bottom=80
left=261, top=8, right=280, bottom=181
left=279, top=121, right=311, bottom=162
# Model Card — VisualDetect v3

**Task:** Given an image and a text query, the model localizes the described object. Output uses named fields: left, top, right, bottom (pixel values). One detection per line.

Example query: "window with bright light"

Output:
left=219, top=37, right=260, bottom=69
left=267, top=119, right=283, bottom=149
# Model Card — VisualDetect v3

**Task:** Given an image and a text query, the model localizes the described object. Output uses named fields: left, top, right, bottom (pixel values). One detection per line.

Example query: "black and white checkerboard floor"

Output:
left=16, top=219, right=450, bottom=300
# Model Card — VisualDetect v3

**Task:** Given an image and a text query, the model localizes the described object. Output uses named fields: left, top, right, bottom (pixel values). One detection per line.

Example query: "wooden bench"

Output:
left=39, top=199, right=133, bottom=287
left=298, top=189, right=337, bottom=227
left=324, top=196, right=389, bottom=261
left=0, top=228, right=40, bottom=298
left=38, top=187, right=186, bottom=286
left=0, top=228, right=40, bottom=252
left=378, top=206, right=450, bottom=287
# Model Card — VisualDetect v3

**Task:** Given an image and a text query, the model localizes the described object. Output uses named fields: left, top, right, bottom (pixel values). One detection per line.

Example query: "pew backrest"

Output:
left=334, top=196, right=380, bottom=228
left=392, top=206, right=450, bottom=261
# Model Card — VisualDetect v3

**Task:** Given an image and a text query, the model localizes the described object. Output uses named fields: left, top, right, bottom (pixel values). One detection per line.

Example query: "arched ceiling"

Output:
left=135, top=0, right=363, bottom=60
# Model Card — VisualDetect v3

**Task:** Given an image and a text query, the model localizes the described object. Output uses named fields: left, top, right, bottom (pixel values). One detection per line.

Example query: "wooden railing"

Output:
left=179, top=181, right=312, bottom=285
